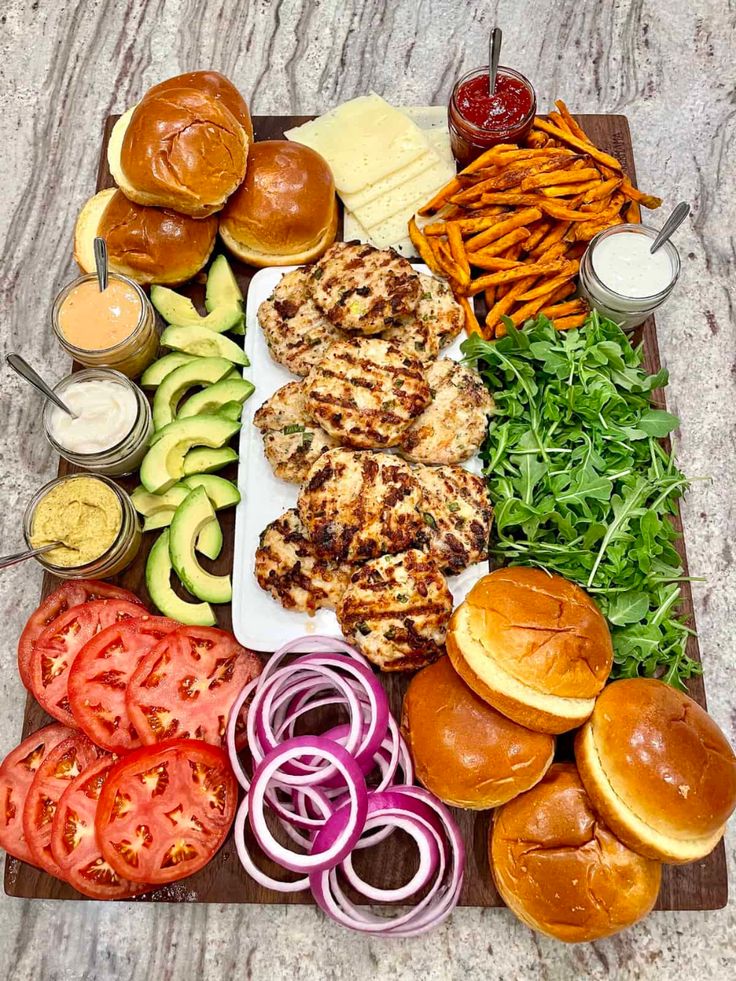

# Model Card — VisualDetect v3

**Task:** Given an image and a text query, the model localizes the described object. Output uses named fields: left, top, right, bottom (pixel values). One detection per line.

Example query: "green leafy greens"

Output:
left=462, top=310, right=700, bottom=691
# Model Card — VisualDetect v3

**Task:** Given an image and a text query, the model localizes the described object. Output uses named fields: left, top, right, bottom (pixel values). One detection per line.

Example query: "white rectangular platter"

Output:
left=231, top=264, right=487, bottom=652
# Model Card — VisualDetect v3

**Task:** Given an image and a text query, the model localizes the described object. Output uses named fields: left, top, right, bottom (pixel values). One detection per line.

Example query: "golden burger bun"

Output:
left=446, top=567, right=613, bottom=734
left=575, top=678, right=736, bottom=864
left=108, top=87, right=249, bottom=217
left=219, top=141, right=337, bottom=267
left=490, top=763, right=662, bottom=943
left=401, top=656, right=555, bottom=809
left=143, top=70, right=254, bottom=142
left=74, top=188, right=218, bottom=286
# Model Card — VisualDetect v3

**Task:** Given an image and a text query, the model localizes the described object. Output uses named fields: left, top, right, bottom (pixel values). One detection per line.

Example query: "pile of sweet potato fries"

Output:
left=409, top=100, right=662, bottom=339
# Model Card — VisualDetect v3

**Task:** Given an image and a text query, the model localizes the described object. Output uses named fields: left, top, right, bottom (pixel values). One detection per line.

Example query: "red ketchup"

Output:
left=448, top=66, right=536, bottom=167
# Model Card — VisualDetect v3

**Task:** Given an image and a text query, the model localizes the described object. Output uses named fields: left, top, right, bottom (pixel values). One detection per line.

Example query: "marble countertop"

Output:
left=1, top=0, right=734, bottom=978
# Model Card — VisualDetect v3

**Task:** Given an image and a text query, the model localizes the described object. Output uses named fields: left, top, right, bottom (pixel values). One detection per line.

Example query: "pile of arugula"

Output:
left=462, top=310, right=700, bottom=690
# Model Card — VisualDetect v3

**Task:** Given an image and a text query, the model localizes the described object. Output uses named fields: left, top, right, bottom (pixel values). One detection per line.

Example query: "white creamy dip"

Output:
left=591, top=231, right=674, bottom=298
left=48, top=379, right=137, bottom=454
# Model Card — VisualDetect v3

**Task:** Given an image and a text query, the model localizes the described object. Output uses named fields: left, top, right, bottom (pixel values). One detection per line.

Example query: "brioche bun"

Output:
left=108, top=87, right=248, bottom=217
left=74, top=189, right=217, bottom=286
left=446, top=568, right=613, bottom=734
left=491, top=763, right=662, bottom=943
left=219, top=141, right=337, bottom=267
left=575, top=678, right=736, bottom=864
left=401, top=656, right=554, bottom=809
left=143, top=70, right=253, bottom=142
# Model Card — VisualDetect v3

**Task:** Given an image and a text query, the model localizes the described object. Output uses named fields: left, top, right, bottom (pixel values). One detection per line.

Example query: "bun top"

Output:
left=455, top=568, right=612, bottom=699
left=97, top=189, right=217, bottom=276
left=120, top=87, right=248, bottom=214
left=586, top=679, right=736, bottom=839
left=144, top=70, right=253, bottom=141
left=402, top=656, right=554, bottom=808
left=220, top=141, right=335, bottom=257
left=491, top=763, right=661, bottom=942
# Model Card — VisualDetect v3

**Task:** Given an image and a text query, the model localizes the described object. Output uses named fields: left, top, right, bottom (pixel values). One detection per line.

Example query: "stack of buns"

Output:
left=75, top=70, right=337, bottom=284
left=402, top=566, right=736, bottom=944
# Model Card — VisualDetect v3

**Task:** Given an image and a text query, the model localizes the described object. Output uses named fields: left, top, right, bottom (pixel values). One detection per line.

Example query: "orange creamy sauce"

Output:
left=58, top=278, right=141, bottom=351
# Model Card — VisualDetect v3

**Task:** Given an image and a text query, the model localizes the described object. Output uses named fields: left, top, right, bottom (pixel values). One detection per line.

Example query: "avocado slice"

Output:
left=132, top=484, right=190, bottom=518
left=182, top=446, right=238, bottom=475
left=169, top=487, right=232, bottom=604
left=146, top=530, right=216, bottom=626
left=205, top=255, right=245, bottom=335
left=161, top=325, right=249, bottom=365
left=151, top=285, right=243, bottom=334
left=152, top=357, right=233, bottom=431
left=149, top=409, right=238, bottom=447
left=140, top=502, right=223, bottom=560
left=180, top=474, right=241, bottom=509
left=140, top=415, right=240, bottom=493
left=178, top=377, right=255, bottom=419
left=141, top=352, right=197, bottom=389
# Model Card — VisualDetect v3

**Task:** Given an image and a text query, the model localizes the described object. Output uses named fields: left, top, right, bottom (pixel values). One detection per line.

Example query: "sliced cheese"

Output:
left=285, top=93, right=431, bottom=194
left=340, top=150, right=437, bottom=213
left=365, top=203, right=427, bottom=250
left=355, top=157, right=455, bottom=231
left=426, top=127, right=454, bottom=168
left=403, top=106, right=448, bottom=130
left=343, top=210, right=416, bottom=257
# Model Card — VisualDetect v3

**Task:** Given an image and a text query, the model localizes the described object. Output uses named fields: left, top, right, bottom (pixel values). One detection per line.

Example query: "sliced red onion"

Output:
left=233, top=797, right=310, bottom=894
left=248, top=737, right=367, bottom=873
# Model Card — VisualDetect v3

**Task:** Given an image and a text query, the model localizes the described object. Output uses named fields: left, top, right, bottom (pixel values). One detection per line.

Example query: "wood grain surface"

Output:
left=3, top=112, right=727, bottom=912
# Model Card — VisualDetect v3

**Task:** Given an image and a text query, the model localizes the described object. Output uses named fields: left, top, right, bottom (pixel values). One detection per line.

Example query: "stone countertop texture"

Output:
left=0, top=0, right=734, bottom=978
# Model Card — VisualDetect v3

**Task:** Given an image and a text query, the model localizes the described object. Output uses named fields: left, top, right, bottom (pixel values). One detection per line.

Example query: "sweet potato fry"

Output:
left=532, top=118, right=622, bottom=171
left=470, top=227, right=531, bottom=260
left=540, top=298, right=588, bottom=317
left=529, top=222, right=571, bottom=257
left=620, top=179, right=662, bottom=209
left=408, top=217, right=444, bottom=276
left=485, top=276, right=539, bottom=330
left=466, top=255, right=525, bottom=271
left=535, top=241, right=570, bottom=263
left=515, top=263, right=579, bottom=302
left=546, top=281, right=577, bottom=304
left=523, top=220, right=553, bottom=252
left=568, top=215, right=624, bottom=243
left=583, top=177, right=622, bottom=202
left=465, top=207, right=542, bottom=252
left=554, top=101, right=589, bottom=142
left=466, top=258, right=572, bottom=294
left=447, top=222, right=470, bottom=282
left=484, top=286, right=496, bottom=307
left=418, top=177, right=463, bottom=215
left=539, top=180, right=600, bottom=198
left=521, top=167, right=599, bottom=191
left=539, top=200, right=612, bottom=221
left=551, top=313, right=588, bottom=330
left=459, top=144, right=518, bottom=175
left=424, top=214, right=505, bottom=237
left=458, top=296, right=482, bottom=336
left=481, top=192, right=547, bottom=208
left=624, top=199, right=641, bottom=223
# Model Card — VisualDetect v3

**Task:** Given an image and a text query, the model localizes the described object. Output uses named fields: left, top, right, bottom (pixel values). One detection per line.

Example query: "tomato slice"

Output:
left=50, top=757, right=150, bottom=899
left=95, top=738, right=237, bottom=884
left=29, top=599, right=144, bottom=726
left=125, top=626, right=262, bottom=749
left=22, top=732, right=102, bottom=876
left=0, top=723, right=75, bottom=865
left=17, top=581, right=144, bottom=690
left=68, top=616, right=179, bottom=752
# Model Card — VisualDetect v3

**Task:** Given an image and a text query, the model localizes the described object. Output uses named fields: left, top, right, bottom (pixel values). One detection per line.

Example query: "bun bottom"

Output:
left=219, top=199, right=338, bottom=268
left=446, top=607, right=595, bottom=734
left=574, top=722, right=726, bottom=864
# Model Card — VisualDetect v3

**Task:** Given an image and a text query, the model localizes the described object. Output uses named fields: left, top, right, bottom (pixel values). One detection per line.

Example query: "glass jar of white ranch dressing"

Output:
left=43, top=368, right=153, bottom=476
left=578, top=223, right=680, bottom=330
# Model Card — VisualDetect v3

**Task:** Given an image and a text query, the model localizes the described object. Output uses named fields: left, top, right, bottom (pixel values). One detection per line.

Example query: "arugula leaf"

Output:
left=462, top=312, right=699, bottom=690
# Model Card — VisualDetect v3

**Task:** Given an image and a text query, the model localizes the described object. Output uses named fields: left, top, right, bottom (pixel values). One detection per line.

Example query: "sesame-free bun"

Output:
left=73, top=189, right=218, bottom=286
left=575, top=678, right=736, bottom=864
left=143, top=70, right=254, bottom=142
left=219, top=141, right=337, bottom=267
left=490, top=763, right=662, bottom=943
left=446, top=568, right=613, bottom=734
left=108, top=85, right=249, bottom=217
left=401, top=656, right=555, bottom=809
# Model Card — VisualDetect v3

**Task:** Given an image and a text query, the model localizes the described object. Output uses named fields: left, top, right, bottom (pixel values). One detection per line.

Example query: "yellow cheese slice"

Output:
left=340, top=150, right=438, bottom=212
left=284, top=94, right=431, bottom=194
left=343, top=209, right=416, bottom=257
left=355, top=158, right=456, bottom=231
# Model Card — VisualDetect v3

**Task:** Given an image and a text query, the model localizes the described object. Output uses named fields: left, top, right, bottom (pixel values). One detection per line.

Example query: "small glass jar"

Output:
left=24, top=474, right=142, bottom=579
left=52, top=273, right=159, bottom=379
left=578, top=224, right=681, bottom=331
left=448, top=66, right=537, bottom=168
left=43, top=368, right=153, bottom=476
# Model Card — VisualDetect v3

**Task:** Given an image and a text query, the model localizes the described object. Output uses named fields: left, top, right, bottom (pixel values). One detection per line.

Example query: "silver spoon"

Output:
left=488, top=27, right=503, bottom=95
left=0, top=542, right=64, bottom=571
left=650, top=202, right=690, bottom=254
left=6, top=354, right=78, bottom=418
left=94, top=236, right=108, bottom=291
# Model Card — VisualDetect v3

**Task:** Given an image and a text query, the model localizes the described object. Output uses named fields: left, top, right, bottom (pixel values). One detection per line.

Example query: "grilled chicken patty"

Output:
left=414, top=464, right=493, bottom=573
left=399, top=359, right=494, bottom=464
left=336, top=549, right=453, bottom=672
left=258, top=268, right=344, bottom=376
left=303, top=337, right=431, bottom=449
left=309, top=242, right=421, bottom=335
left=383, top=273, right=464, bottom=360
left=253, top=381, right=336, bottom=483
left=298, top=449, right=423, bottom=562
left=255, top=509, right=353, bottom=614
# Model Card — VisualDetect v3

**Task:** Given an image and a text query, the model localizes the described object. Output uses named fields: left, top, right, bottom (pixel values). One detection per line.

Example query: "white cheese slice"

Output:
left=426, top=127, right=454, bottom=168
left=343, top=210, right=416, bottom=257
left=402, top=106, right=448, bottom=130
left=284, top=93, right=432, bottom=194
left=355, top=158, right=456, bottom=231
left=340, top=150, right=438, bottom=212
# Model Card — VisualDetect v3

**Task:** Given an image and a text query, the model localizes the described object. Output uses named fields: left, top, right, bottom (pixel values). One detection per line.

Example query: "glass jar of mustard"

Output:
left=43, top=368, right=153, bottom=476
left=24, top=474, right=142, bottom=579
left=52, top=273, right=159, bottom=379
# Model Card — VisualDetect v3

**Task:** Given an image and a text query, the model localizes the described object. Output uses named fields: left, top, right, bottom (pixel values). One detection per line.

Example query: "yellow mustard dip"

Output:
left=30, top=476, right=122, bottom=567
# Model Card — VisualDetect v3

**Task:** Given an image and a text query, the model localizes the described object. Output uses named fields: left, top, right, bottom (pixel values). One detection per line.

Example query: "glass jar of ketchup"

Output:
left=448, top=66, right=536, bottom=167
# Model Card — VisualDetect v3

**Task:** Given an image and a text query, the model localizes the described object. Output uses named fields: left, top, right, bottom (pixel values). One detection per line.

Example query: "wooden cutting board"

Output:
left=4, top=114, right=728, bottom=910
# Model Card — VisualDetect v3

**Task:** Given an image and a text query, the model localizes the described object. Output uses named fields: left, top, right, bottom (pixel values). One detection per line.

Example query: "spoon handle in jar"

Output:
left=488, top=27, right=503, bottom=95
left=0, top=542, right=63, bottom=571
left=650, top=202, right=690, bottom=254
left=6, top=354, right=78, bottom=418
